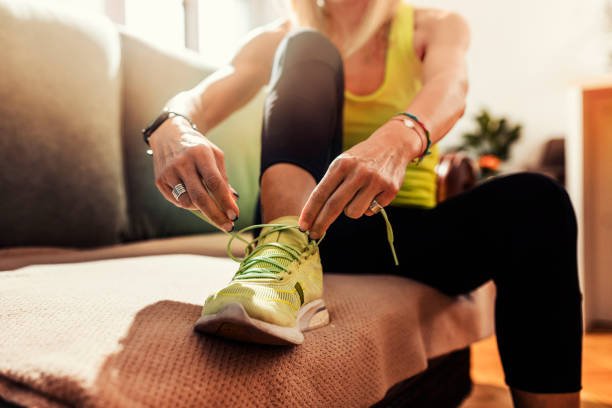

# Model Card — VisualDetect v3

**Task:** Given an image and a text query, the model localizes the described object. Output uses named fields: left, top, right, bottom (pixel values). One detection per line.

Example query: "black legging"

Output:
left=259, top=29, right=582, bottom=394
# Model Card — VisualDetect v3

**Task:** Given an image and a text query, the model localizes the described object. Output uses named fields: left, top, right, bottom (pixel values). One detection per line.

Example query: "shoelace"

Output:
left=190, top=207, right=399, bottom=278
left=228, top=223, right=322, bottom=280
left=379, top=207, right=399, bottom=266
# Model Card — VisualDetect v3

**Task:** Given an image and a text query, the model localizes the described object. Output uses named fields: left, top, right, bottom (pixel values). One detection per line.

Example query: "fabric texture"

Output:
left=0, top=251, right=495, bottom=408
left=0, top=0, right=127, bottom=247
left=0, top=232, right=250, bottom=272
left=343, top=2, right=439, bottom=208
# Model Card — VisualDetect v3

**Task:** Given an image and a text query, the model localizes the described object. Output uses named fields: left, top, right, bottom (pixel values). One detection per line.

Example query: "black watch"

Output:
left=142, top=108, right=198, bottom=146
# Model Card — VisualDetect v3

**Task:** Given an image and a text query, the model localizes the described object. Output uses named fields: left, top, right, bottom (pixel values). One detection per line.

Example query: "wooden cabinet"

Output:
left=567, top=77, right=612, bottom=329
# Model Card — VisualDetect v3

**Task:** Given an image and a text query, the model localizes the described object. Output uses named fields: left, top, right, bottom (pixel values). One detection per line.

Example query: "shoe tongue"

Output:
left=241, top=216, right=309, bottom=275
left=257, top=216, right=308, bottom=249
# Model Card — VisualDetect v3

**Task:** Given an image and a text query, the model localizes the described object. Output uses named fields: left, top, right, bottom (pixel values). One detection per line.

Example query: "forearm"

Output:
left=403, top=71, right=468, bottom=145
left=165, top=66, right=264, bottom=134
left=376, top=72, right=467, bottom=162
left=164, top=23, right=288, bottom=135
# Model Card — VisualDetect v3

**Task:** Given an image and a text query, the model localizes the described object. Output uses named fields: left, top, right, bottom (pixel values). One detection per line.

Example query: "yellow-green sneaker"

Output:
left=194, top=216, right=329, bottom=345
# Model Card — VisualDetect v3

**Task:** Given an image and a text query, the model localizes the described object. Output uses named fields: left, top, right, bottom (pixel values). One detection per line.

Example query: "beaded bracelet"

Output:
left=394, top=112, right=432, bottom=164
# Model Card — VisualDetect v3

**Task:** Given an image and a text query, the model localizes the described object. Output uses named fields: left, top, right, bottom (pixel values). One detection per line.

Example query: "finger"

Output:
left=155, top=174, right=177, bottom=204
left=156, top=171, right=195, bottom=210
left=344, top=186, right=383, bottom=219
left=362, top=185, right=398, bottom=217
left=178, top=162, right=233, bottom=231
left=309, top=176, right=362, bottom=239
left=229, top=185, right=240, bottom=200
left=212, top=150, right=239, bottom=200
left=299, top=158, right=349, bottom=231
left=214, top=148, right=230, bottom=185
left=363, top=190, right=395, bottom=216
left=195, top=148, right=240, bottom=221
left=374, top=186, right=399, bottom=208
left=213, top=151, right=240, bottom=208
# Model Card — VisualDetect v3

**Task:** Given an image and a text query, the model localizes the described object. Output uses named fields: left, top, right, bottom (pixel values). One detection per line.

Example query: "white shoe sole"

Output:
left=194, top=299, right=329, bottom=345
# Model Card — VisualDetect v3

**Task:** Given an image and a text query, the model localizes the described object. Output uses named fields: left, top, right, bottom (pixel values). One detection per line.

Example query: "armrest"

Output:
left=435, top=152, right=477, bottom=203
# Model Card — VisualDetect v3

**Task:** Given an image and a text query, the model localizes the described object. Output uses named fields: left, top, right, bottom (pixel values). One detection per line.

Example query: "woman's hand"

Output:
left=150, top=116, right=239, bottom=232
left=298, top=120, right=423, bottom=239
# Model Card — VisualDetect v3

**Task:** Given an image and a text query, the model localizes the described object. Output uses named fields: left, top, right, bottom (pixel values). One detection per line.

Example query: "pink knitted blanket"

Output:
left=0, top=254, right=494, bottom=407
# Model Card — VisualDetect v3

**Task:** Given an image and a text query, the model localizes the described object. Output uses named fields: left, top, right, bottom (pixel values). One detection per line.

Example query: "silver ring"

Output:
left=369, top=199, right=382, bottom=213
left=172, top=183, right=187, bottom=201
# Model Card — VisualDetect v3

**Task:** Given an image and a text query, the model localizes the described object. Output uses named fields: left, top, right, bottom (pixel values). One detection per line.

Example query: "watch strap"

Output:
left=142, top=108, right=198, bottom=146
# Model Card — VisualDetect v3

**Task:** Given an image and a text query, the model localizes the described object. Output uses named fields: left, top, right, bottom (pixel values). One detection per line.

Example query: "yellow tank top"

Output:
left=343, top=2, right=438, bottom=208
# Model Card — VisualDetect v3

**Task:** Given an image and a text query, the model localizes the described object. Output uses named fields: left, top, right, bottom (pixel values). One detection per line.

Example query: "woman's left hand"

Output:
left=298, top=121, right=422, bottom=239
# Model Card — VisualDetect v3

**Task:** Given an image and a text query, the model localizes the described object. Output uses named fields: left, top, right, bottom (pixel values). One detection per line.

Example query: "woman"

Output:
left=146, top=1, right=582, bottom=406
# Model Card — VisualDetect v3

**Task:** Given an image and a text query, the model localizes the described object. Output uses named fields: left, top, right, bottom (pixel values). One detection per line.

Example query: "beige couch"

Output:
left=0, top=1, right=495, bottom=407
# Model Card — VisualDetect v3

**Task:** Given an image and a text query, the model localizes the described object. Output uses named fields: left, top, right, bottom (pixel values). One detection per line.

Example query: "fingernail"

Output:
left=232, top=192, right=240, bottom=199
left=227, top=209, right=237, bottom=221
left=222, top=222, right=233, bottom=232
left=298, top=225, right=306, bottom=232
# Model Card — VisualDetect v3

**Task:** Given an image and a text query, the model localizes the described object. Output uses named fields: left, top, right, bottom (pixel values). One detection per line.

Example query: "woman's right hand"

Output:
left=149, top=115, right=239, bottom=232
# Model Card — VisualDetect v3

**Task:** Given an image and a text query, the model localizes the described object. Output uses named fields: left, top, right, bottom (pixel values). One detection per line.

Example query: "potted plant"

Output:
left=451, top=109, right=522, bottom=180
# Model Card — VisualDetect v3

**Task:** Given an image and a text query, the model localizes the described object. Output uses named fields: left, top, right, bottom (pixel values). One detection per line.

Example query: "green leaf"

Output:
left=459, top=108, right=522, bottom=167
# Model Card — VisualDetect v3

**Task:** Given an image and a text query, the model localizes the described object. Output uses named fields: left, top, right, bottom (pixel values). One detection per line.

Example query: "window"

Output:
left=42, top=0, right=105, bottom=14
left=41, top=0, right=287, bottom=66
left=198, top=0, right=250, bottom=66
left=125, top=0, right=185, bottom=51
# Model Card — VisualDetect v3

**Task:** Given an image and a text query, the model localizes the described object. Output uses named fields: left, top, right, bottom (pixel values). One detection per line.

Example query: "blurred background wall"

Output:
left=409, top=0, right=610, bottom=169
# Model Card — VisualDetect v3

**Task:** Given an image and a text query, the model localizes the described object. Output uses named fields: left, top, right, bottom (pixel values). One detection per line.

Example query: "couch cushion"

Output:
left=0, top=0, right=127, bottom=247
left=120, top=30, right=265, bottom=240
left=0, top=250, right=495, bottom=408
left=0, top=232, right=250, bottom=271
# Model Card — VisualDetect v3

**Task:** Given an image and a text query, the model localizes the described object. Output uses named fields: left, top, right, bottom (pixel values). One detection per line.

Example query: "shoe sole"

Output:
left=193, top=299, right=330, bottom=345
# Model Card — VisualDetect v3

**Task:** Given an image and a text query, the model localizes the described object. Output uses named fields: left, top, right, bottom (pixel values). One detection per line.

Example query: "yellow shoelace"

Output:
left=190, top=208, right=399, bottom=267
left=378, top=207, right=399, bottom=266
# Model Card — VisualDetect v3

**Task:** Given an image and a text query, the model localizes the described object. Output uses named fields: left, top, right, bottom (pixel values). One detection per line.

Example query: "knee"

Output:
left=492, top=173, right=580, bottom=292
left=503, top=172, right=573, bottom=210
left=277, top=28, right=343, bottom=77
left=500, top=172, right=577, bottom=240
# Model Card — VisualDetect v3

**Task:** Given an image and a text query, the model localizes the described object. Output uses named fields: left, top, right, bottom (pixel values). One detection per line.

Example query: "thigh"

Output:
left=320, top=173, right=541, bottom=296
left=319, top=206, right=488, bottom=296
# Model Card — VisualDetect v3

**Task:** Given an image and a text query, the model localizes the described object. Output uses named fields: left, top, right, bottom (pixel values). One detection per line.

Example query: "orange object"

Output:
left=478, top=154, right=501, bottom=171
